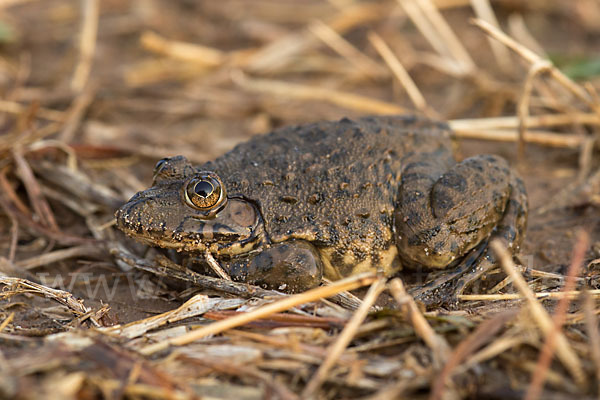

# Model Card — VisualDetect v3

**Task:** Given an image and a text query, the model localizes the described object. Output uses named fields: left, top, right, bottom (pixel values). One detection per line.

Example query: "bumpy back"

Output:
left=201, top=115, right=451, bottom=278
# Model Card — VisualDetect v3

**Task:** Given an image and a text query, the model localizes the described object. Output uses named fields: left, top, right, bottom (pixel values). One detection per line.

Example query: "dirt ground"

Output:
left=0, top=1, right=600, bottom=399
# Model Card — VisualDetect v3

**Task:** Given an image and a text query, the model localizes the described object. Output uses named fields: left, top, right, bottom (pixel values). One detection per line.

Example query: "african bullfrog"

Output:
left=115, top=115, right=527, bottom=295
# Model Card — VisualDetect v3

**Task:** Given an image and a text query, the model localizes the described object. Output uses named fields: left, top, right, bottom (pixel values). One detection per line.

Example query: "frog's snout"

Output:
left=115, top=198, right=162, bottom=237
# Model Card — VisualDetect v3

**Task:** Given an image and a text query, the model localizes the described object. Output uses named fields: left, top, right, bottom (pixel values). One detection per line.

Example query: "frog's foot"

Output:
left=407, top=171, right=528, bottom=307
left=225, top=240, right=323, bottom=293
left=408, top=239, right=488, bottom=306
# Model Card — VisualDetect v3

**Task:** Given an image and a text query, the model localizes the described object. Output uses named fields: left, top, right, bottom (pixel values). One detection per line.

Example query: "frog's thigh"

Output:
left=226, top=241, right=323, bottom=293
left=396, top=154, right=513, bottom=269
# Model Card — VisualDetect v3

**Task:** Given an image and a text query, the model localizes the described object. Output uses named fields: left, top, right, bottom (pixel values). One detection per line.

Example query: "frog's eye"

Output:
left=184, top=173, right=227, bottom=211
left=153, top=156, right=195, bottom=184
left=153, top=158, right=168, bottom=174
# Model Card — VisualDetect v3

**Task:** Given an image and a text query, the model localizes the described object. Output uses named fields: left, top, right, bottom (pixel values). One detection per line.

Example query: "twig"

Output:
left=472, top=18, right=600, bottom=114
left=469, top=0, right=511, bottom=73
left=525, top=230, right=589, bottom=400
left=0, top=275, right=99, bottom=326
left=368, top=31, right=431, bottom=115
left=506, top=14, right=564, bottom=112
left=206, top=310, right=345, bottom=330
left=204, top=250, right=232, bottom=281
left=398, top=0, right=453, bottom=61
left=101, top=294, right=244, bottom=339
left=5, top=202, right=18, bottom=263
left=15, top=244, right=106, bottom=270
left=0, top=312, right=14, bottom=333
left=459, top=335, right=526, bottom=372
left=490, top=240, right=587, bottom=387
left=388, top=278, right=450, bottom=367
left=72, top=0, right=99, bottom=91
left=0, top=188, right=95, bottom=246
left=450, top=127, right=584, bottom=148
left=458, top=289, right=600, bottom=301
left=140, top=31, right=225, bottom=67
left=487, top=274, right=513, bottom=294
left=246, top=2, right=389, bottom=72
left=577, top=136, right=595, bottom=182
left=0, top=164, right=33, bottom=220
left=583, top=290, right=600, bottom=395
left=139, top=272, right=378, bottom=355
left=398, top=0, right=475, bottom=75
left=59, top=83, right=97, bottom=142
left=430, top=310, right=518, bottom=400
left=0, top=123, right=62, bottom=152
left=415, top=0, right=475, bottom=72
left=517, top=60, right=552, bottom=158
left=113, top=249, right=281, bottom=299
left=450, top=112, right=600, bottom=129
left=12, top=149, right=59, bottom=231
left=309, top=20, right=385, bottom=79
left=321, top=277, right=367, bottom=311
left=0, top=99, right=65, bottom=122
left=507, top=14, right=547, bottom=58
left=177, top=355, right=300, bottom=400
left=232, top=71, right=407, bottom=114
left=585, top=82, right=600, bottom=105
left=302, top=277, right=386, bottom=398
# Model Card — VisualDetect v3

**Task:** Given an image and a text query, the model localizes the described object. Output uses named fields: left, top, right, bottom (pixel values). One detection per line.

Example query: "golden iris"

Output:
left=184, top=173, right=226, bottom=211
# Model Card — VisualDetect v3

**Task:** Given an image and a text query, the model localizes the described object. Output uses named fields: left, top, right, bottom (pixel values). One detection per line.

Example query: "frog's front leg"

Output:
left=222, top=240, right=323, bottom=293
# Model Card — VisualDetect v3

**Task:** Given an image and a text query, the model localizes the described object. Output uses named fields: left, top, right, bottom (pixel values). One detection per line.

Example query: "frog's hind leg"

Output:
left=449, top=171, right=528, bottom=298
left=406, top=169, right=528, bottom=306
left=396, top=153, right=516, bottom=269
left=396, top=149, right=528, bottom=305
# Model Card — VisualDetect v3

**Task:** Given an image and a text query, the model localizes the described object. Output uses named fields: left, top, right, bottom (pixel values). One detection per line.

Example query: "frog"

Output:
left=115, top=115, right=527, bottom=299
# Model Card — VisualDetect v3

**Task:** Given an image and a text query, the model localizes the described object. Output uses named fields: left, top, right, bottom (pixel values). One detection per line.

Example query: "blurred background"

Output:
left=1, top=0, right=599, bottom=165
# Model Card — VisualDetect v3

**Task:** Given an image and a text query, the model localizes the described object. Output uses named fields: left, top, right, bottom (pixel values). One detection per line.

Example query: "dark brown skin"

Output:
left=115, top=115, right=527, bottom=293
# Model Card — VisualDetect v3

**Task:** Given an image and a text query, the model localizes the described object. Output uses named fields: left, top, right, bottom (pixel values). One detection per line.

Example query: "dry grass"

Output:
left=0, top=0, right=599, bottom=399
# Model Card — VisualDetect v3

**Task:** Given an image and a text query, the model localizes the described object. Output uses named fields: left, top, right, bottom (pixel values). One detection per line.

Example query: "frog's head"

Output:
left=115, top=156, right=263, bottom=255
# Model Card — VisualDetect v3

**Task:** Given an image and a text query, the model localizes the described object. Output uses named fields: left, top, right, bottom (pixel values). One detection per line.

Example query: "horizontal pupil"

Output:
left=194, top=180, right=214, bottom=198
